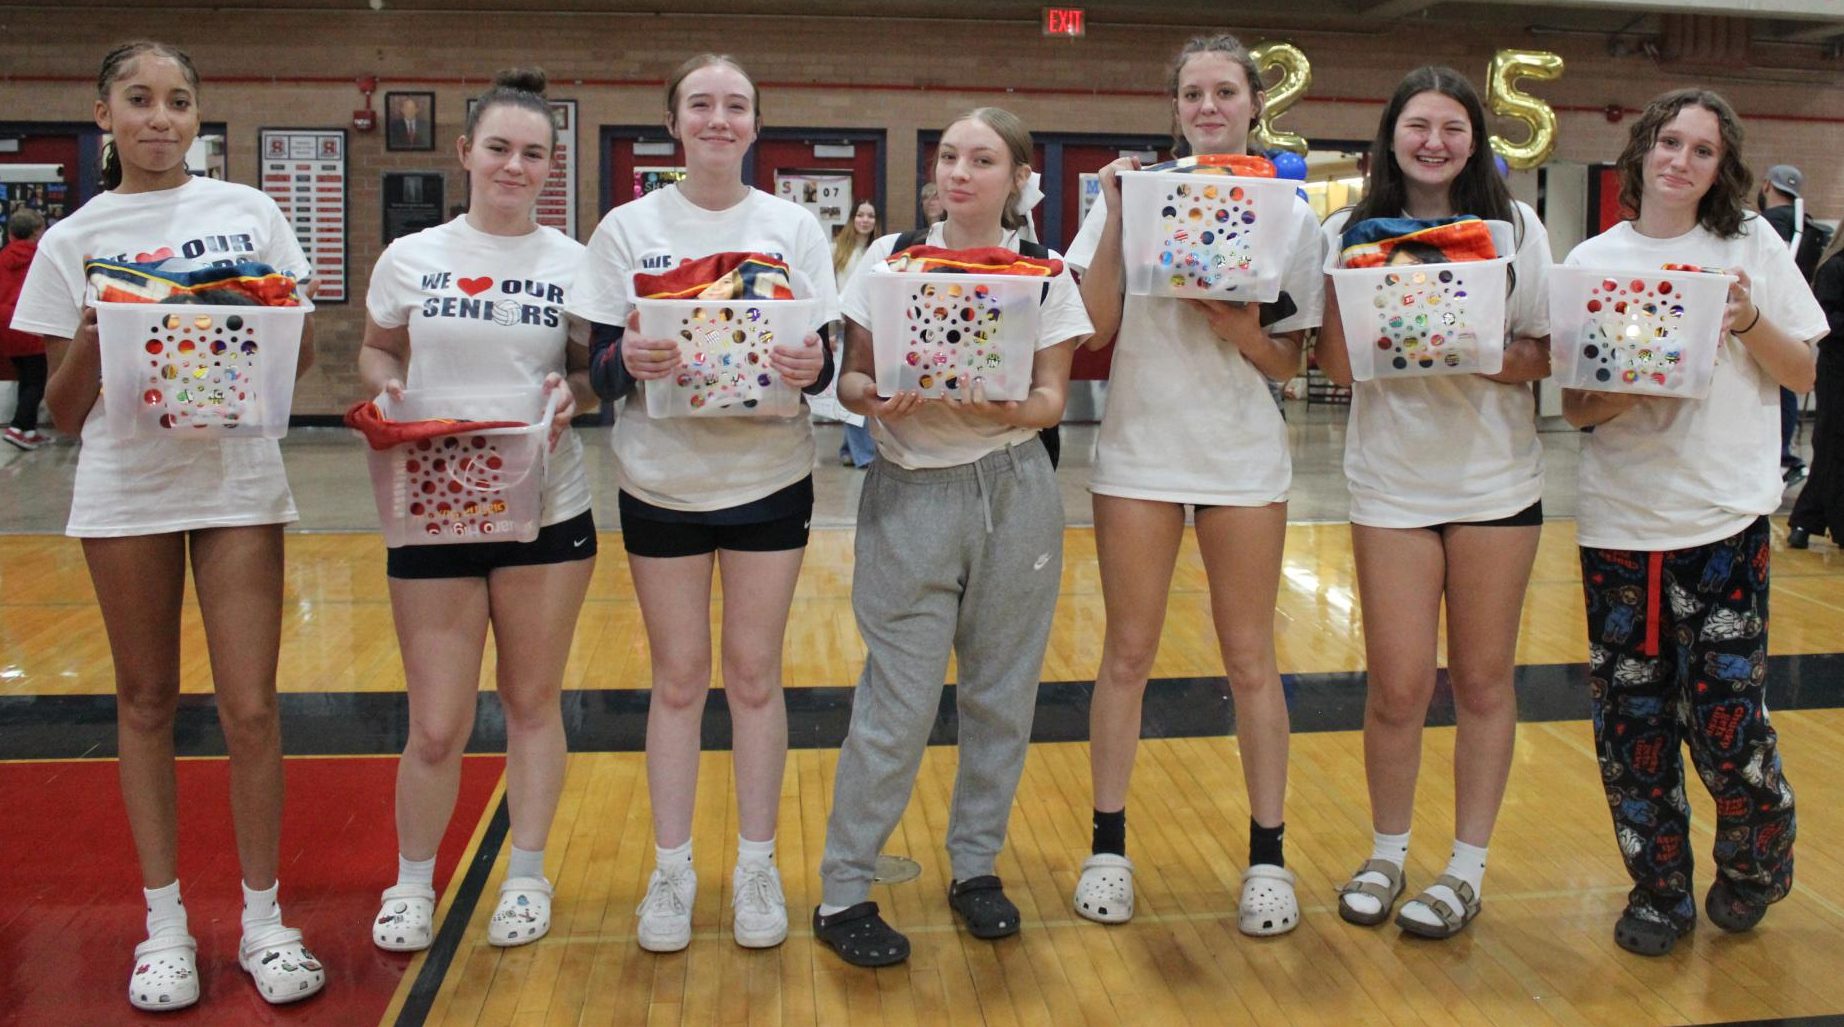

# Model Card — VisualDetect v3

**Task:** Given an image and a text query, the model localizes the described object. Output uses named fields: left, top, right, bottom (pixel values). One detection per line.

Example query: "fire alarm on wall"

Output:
left=354, top=109, right=377, bottom=132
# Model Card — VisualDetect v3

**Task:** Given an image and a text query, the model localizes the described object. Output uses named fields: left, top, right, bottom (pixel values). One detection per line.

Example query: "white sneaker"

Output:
left=731, top=861, right=788, bottom=948
left=635, top=864, right=696, bottom=952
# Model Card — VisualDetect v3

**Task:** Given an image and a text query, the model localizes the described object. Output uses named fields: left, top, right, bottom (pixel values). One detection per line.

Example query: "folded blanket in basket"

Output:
left=882, top=245, right=1063, bottom=278
left=85, top=258, right=302, bottom=306
left=1141, top=154, right=1277, bottom=178
left=343, top=399, right=528, bottom=452
left=633, top=252, right=795, bottom=300
left=1338, top=216, right=1499, bottom=269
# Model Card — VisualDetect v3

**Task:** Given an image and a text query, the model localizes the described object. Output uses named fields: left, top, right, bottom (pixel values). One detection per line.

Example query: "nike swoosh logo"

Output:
left=573, top=537, right=589, bottom=547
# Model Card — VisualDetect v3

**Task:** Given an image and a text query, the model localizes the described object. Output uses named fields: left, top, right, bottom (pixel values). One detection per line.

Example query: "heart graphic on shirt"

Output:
left=135, top=247, right=176, bottom=262
left=457, top=276, right=494, bottom=296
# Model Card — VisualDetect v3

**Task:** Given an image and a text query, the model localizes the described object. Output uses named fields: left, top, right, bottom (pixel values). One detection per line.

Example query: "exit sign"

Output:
left=1044, top=6, right=1085, bottom=36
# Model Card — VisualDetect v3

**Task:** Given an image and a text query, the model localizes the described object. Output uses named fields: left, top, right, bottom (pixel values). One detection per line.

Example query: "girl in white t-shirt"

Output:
left=9, top=42, right=324, bottom=1011
left=822, top=199, right=878, bottom=468
left=358, top=70, right=594, bottom=955
left=566, top=54, right=838, bottom=954
left=1062, top=33, right=1325, bottom=935
left=1561, top=89, right=1820, bottom=957
left=812, top=106, right=1092, bottom=968
left=1315, top=66, right=1553, bottom=940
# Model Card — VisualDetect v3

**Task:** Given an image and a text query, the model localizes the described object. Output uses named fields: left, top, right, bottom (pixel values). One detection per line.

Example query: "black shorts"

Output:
left=619, top=478, right=813, bottom=559
left=1418, top=500, right=1544, bottom=533
left=387, top=509, right=598, bottom=579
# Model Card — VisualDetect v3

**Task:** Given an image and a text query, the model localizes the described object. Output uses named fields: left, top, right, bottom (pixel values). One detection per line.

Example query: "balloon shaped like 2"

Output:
left=1487, top=49, right=1565, bottom=170
left=1249, top=41, right=1311, bottom=156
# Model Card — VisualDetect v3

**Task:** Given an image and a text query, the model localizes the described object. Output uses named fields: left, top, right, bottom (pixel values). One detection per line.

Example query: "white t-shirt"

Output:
left=1066, top=187, right=1325, bottom=506
left=10, top=177, right=308, bottom=538
left=566, top=186, right=839, bottom=512
left=838, top=224, right=1093, bottom=469
left=367, top=216, right=592, bottom=527
left=1321, top=202, right=1553, bottom=527
left=1566, top=214, right=1828, bottom=550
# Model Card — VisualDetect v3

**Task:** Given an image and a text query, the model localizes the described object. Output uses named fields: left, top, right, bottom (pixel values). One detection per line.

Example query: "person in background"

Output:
left=1788, top=226, right=1844, bottom=549
left=918, top=182, right=946, bottom=225
left=0, top=208, right=48, bottom=450
left=1757, top=163, right=1829, bottom=483
left=826, top=199, right=878, bottom=468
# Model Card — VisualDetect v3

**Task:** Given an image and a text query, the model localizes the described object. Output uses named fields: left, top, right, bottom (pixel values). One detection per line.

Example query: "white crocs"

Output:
left=239, top=926, right=325, bottom=1004
left=374, top=882, right=438, bottom=952
left=488, top=876, right=553, bottom=947
left=1073, top=853, right=1135, bottom=924
left=128, top=932, right=199, bottom=1011
left=1238, top=864, right=1300, bottom=937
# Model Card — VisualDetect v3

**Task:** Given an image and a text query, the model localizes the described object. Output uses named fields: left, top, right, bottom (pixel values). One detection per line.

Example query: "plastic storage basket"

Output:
left=1549, top=266, right=1734, bottom=399
left=95, top=300, right=309, bottom=439
left=1330, top=220, right=1516, bottom=381
left=364, top=387, right=556, bottom=548
left=1118, top=169, right=1298, bottom=302
left=631, top=271, right=819, bottom=418
left=867, top=270, right=1044, bottom=401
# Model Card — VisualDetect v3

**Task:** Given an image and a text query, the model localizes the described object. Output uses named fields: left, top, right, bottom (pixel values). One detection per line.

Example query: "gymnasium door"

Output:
left=752, top=129, right=885, bottom=242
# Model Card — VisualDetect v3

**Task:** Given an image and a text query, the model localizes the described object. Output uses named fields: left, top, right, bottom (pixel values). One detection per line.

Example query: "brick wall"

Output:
left=5, top=10, right=1839, bottom=414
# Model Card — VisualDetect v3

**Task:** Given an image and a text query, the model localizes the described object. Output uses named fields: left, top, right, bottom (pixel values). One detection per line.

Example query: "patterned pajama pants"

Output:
left=1578, top=516, right=1797, bottom=927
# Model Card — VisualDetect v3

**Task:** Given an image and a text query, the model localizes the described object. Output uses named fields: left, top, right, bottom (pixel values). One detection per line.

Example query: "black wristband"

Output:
left=1735, top=306, right=1763, bottom=335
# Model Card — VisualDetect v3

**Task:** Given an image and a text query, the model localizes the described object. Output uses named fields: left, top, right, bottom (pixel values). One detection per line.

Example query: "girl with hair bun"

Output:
left=1064, top=32, right=1324, bottom=937
left=360, top=67, right=596, bottom=953
left=567, top=53, right=839, bottom=954
left=10, top=40, right=323, bottom=1010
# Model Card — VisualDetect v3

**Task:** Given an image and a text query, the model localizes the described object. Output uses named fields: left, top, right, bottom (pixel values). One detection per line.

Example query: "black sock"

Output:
left=1249, top=818, right=1285, bottom=868
left=1092, top=808, right=1126, bottom=857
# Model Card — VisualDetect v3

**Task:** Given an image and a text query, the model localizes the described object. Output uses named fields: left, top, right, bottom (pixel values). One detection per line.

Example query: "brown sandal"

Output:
left=1337, top=859, right=1405, bottom=927
left=1395, top=874, right=1481, bottom=939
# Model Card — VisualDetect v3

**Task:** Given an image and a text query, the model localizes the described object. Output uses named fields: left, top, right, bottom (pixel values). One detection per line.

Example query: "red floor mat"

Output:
left=0, top=755, right=504, bottom=1026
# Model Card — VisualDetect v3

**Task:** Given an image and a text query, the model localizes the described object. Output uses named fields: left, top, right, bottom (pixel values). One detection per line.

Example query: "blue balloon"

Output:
left=1494, top=153, right=1510, bottom=179
left=1269, top=150, right=1308, bottom=181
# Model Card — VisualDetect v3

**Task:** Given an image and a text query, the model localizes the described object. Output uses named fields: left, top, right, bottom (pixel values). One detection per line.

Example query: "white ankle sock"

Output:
left=397, top=854, right=437, bottom=890
left=144, top=880, right=187, bottom=939
left=656, top=839, right=693, bottom=873
left=817, top=902, right=851, bottom=917
left=1400, top=840, right=1487, bottom=930
left=737, top=834, right=775, bottom=868
left=508, top=845, right=546, bottom=881
left=241, top=880, right=282, bottom=937
left=1343, top=830, right=1410, bottom=918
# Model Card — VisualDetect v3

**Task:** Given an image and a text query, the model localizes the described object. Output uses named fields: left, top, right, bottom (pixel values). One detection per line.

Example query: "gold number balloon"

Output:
left=1486, top=49, right=1564, bottom=170
left=1250, top=41, right=1312, bottom=156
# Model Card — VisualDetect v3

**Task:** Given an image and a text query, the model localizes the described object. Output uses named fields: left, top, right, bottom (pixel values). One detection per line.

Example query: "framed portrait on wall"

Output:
left=384, top=91, right=435, bottom=151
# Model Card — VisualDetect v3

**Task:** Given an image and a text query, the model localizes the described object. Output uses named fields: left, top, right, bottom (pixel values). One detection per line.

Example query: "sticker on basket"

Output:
left=402, top=436, right=513, bottom=538
left=669, top=304, right=779, bottom=412
left=1362, top=267, right=1489, bottom=374
left=1573, top=277, right=1694, bottom=390
left=135, top=311, right=259, bottom=429
left=1154, top=181, right=1263, bottom=292
left=899, top=281, right=1009, bottom=396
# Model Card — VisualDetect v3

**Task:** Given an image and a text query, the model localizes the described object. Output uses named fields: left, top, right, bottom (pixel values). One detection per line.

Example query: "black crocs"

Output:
left=1706, top=876, right=1768, bottom=933
left=1614, top=907, right=1694, bottom=956
left=813, top=902, right=910, bottom=967
left=949, top=876, right=1021, bottom=940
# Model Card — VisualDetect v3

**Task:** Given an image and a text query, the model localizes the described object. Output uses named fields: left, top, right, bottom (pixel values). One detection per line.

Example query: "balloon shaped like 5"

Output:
left=1250, top=41, right=1312, bottom=156
left=1487, top=49, right=1564, bottom=170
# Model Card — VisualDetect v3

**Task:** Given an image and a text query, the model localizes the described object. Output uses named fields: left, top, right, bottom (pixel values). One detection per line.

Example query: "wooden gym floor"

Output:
left=2, top=518, right=1843, bottom=1026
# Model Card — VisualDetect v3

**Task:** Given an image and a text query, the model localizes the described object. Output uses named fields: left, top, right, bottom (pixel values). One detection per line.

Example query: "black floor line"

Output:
left=3, top=652, right=1841, bottom=761
left=394, top=794, right=511, bottom=1027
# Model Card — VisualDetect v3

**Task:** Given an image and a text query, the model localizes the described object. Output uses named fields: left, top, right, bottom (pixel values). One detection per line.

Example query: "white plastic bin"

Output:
left=364, top=387, right=556, bottom=548
left=631, top=270, right=818, bottom=418
left=1549, top=266, right=1734, bottom=399
left=95, top=300, right=309, bottom=439
left=867, top=270, right=1043, bottom=401
left=1118, top=169, right=1297, bottom=302
left=1330, top=220, right=1515, bottom=381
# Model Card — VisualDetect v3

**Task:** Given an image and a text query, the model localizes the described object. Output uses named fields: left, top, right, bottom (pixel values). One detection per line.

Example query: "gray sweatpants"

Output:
left=819, top=439, right=1064, bottom=908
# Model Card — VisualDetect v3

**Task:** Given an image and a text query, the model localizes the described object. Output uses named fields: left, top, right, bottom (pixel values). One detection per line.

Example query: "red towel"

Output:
left=882, top=245, right=1063, bottom=277
left=1142, top=154, right=1278, bottom=178
left=633, top=252, right=795, bottom=300
left=343, top=399, right=526, bottom=452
